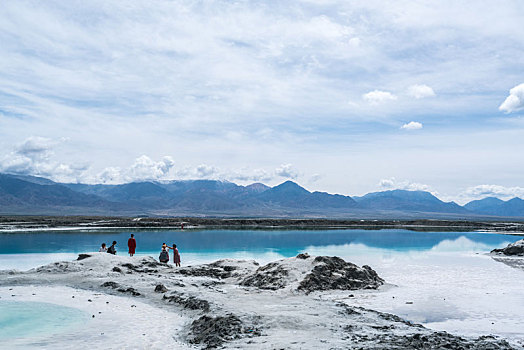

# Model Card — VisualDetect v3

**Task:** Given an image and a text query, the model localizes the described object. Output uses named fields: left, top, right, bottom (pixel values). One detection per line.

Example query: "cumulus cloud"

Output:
left=174, top=165, right=276, bottom=183
left=275, top=164, right=299, bottom=179
left=128, top=155, right=174, bottom=180
left=362, top=90, right=397, bottom=105
left=378, top=178, right=435, bottom=194
left=96, top=155, right=175, bottom=183
left=499, top=83, right=524, bottom=113
left=227, top=168, right=273, bottom=183
left=0, top=137, right=88, bottom=182
left=195, top=164, right=219, bottom=178
left=407, top=84, right=435, bottom=99
left=458, top=184, right=524, bottom=202
left=400, top=121, right=423, bottom=130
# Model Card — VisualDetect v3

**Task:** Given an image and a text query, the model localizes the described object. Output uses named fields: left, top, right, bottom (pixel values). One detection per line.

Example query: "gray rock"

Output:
left=101, top=281, right=140, bottom=296
left=154, top=284, right=168, bottom=293
left=298, top=257, right=384, bottom=294
left=188, top=314, right=260, bottom=349
left=101, top=281, right=119, bottom=289
left=163, top=293, right=210, bottom=311
left=371, top=331, right=514, bottom=349
left=77, top=254, right=91, bottom=261
left=240, top=262, right=289, bottom=290
left=178, top=261, right=239, bottom=279
left=491, top=239, right=524, bottom=256
left=240, top=255, right=384, bottom=293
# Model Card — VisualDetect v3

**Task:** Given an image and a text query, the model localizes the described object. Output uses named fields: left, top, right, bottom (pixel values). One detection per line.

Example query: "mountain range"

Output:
left=1, top=173, right=523, bottom=218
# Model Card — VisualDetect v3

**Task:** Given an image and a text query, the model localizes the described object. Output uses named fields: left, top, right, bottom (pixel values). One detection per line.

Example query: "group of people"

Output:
left=98, top=234, right=181, bottom=266
left=159, top=243, right=181, bottom=266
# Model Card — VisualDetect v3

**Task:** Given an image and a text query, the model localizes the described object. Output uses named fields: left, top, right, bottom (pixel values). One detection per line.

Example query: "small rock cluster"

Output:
left=491, top=239, right=524, bottom=256
left=188, top=314, right=260, bottom=349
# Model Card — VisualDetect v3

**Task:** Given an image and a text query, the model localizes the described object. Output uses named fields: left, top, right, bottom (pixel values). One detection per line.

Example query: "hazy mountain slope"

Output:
left=355, top=190, right=467, bottom=213
left=465, top=197, right=524, bottom=217
left=0, top=174, right=129, bottom=214
left=464, top=197, right=505, bottom=213
left=1, top=173, right=524, bottom=217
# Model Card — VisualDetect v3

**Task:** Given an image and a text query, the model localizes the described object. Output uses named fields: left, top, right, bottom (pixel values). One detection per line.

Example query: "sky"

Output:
left=0, top=0, right=524, bottom=204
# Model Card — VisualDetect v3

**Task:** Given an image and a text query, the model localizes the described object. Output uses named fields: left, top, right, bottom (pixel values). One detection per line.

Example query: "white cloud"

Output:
left=362, top=90, right=397, bottom=105
left=174, top=165, right=277, bottom=183
left=195, top=164, right=219, bottom=178
left=128, top=155, right=174, bottom=180
left=407, top=84, right=435, bottom=99
left=0, top=136, right=88, bottom=182
left=499, top=83, right=524, bottom=113
left=459, top=184, right=524, bottom=202
left=275, top=164, right=299, bottom=179
left=94, top=155, right=174, bottom=184
left=378, top=177, right=435, bottom=194
left=401, top=121, right=423, bottom=130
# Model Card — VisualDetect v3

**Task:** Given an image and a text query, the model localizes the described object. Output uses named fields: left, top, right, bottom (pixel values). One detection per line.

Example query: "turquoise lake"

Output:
left=0, top=228, right=520, bottom=270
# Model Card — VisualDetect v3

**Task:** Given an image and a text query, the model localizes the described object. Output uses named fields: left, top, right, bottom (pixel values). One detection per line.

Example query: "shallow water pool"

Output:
left=0, top=301, right=88, bottom=342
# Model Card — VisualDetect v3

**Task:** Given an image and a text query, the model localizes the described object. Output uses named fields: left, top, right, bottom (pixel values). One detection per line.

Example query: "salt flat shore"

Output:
left=2, top=216, right=524, bottom=234
left=1, top=251, right=521, bottom=349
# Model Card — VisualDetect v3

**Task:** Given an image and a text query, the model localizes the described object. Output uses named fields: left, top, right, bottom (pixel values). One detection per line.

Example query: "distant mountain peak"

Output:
left=245, top=183, right=269, bottom=193
left=269, top=180, right=310, bottom=194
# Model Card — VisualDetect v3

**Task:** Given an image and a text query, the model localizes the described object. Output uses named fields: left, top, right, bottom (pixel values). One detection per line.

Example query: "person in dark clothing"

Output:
left=128, top=234, right=136, bottom=257
left=107, top=241, right=117, bottom=255
left=159, top=243, right=169, bottom=263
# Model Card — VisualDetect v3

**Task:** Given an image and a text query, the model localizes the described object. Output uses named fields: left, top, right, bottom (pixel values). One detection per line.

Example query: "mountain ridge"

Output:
left=1, top=173, right=523, bottom=218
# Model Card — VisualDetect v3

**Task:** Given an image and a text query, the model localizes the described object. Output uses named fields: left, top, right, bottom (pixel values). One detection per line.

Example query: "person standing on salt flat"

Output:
left=168, top=243, right=181, bottom=267
left=128, top=234, right=136, bottom=257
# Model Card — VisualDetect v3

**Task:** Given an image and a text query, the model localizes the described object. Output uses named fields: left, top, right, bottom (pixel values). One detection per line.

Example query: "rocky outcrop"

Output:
left=101, top=281, right=141, bottom=296
left=240, top=261, right=290, bottom=290
left=188, top=314, right=261, bottom=349
left=154, top=284, right=168, bottom=293
left=177, top=259, right=259, bottom=280
left=241, top=254, right=384, bottom=293
left=491, top=239, right=524, bottom=256
left=163, top=293, right=210, bottom=311
left=369, top=332, right=514, bottom=349
left=298, top=256, right=384, bottom=293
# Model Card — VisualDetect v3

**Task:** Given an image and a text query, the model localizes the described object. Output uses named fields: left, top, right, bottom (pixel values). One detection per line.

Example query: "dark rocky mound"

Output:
left=241, top=254, right=384, bottom=293
left=120, top=261, right=159, bottom=274
left=100, top=281, right=141, bottom=296
left=178, top=260, right=252, bottom=279
left=491, top=239, right=524, bottom=256
left=298, top=256, right=384, bottom=294
left=240, top=262, right=289, bottom=290
left=77, top=254, right=91, bottom=261
left=163, top=293, right=210, bottom=311
left=371, top=332, right=514, bottom=349
left=188, top=314, right=260, bottom=349
left=154, top=284, right=168, bottom=293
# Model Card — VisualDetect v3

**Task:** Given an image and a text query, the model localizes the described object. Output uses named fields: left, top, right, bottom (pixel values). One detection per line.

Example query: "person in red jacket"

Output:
left=127, top=234, right=136, bottom=257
